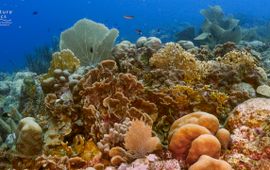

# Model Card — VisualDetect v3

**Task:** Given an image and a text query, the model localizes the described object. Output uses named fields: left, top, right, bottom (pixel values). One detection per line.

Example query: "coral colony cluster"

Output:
left=1, top=8, right=270, bottom=170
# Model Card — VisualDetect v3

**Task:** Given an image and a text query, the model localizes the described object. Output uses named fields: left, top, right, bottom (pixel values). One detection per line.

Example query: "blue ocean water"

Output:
left=0, top=0, right=269, bottom=72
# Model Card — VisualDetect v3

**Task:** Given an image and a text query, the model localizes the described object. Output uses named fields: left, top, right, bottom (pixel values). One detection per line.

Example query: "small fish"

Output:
left=123, top=15, right=135, bottom=20
left=135, top=29, right=143, bottom=35
left=32, top=11, right=38, bottom=15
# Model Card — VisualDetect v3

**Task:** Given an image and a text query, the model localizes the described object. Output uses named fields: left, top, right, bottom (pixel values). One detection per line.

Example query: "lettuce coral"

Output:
left=60, top=18, right=119, bottom=66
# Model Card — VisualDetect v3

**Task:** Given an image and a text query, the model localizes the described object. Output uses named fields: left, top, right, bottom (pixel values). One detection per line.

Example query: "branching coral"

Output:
left=150, top=43, right=202, bottom=84
left=97, top=117, right=131, bottom=154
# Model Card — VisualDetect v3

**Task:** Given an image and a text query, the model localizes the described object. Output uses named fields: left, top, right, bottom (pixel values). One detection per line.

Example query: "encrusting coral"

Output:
left=223, top=98, right=270, bottom=169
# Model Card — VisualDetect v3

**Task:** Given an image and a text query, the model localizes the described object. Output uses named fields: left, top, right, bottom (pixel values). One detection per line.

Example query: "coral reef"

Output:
left=60, top=18, right=119, bottom=66
left=3, top=18, right=270, bottom=169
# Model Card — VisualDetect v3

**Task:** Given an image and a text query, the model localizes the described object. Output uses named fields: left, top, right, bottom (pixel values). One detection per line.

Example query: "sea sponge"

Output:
left=168, top=124, right=211, bottom=160
left=169, top=111, right=219, bottom=140
left=188, top=155, right=232, bottom=170
left=124, top=120, right=161, bottom=158
left=186, top=134, right=221, bottom=164
left=60, top=18, right=119, bottom=66
left=15, top=117, right=43, bottom=156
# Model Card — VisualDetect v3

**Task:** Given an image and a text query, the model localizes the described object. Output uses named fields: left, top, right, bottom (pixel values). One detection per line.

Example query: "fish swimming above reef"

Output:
left=32, top=11, right=38, bottom=15
left=123, top=15, right=135, bottom=20
left=135, top=29, right=143, bottom=35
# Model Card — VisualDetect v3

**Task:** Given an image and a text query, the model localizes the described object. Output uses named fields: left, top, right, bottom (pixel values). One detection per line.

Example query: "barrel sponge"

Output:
left=169, top=124, right=211, bottom=160
left=186, top=134, right=221, bottom=165
left=60, top=18, right=119, bottom=66
left=188, top=155, right=232, bottom=170
left=169, top=111, right=219, bottom=140
left=16, top=117, right=43, bottom=156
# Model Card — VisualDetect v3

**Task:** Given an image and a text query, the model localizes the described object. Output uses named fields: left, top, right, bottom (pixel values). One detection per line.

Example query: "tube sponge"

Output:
left=60, top=18, right=119, bottom=66
left=15, top=117, right=43, bottom=156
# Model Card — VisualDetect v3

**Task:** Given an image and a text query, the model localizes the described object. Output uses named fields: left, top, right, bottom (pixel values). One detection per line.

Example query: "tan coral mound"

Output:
left=124, top=120, right=161, bottom=158
left=169, top=111, right=219, bottom=140
left=186, top=134, right=221, bottom=165
left=169, top=124, right=211, bottom=160
left=188, top=155, right=232, bottom=170
left=169, top=112, right=231, bottom=166
left=215, top=128, right=231, bottom=150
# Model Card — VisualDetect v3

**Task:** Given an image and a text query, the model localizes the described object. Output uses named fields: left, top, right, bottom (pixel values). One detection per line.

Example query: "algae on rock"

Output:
left=60, top=18, right=119, bottom=66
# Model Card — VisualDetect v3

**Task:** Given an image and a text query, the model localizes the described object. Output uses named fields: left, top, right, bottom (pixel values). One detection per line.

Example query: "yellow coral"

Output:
left=150, top=43, right=202, bottom=83
left=42, top=49, right=80, bottom=80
